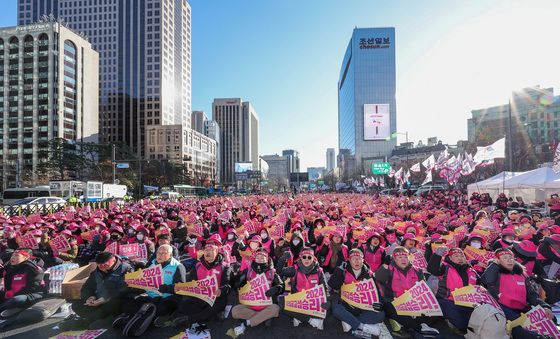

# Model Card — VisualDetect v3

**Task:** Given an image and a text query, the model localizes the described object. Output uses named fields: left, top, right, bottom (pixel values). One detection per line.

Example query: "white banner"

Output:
left=474, top=138, right=506, bottom=163
left=364, top=104, right=390, bottom=140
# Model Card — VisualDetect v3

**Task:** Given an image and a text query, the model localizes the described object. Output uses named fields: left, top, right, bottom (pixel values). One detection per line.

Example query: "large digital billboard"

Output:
left=235, top=162, right=253, bottom=173
left=364, top=104, right=390, bottom=140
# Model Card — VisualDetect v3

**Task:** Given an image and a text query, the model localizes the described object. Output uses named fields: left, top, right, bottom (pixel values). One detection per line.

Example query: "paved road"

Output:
left=2, top=305, right=462, bottom=339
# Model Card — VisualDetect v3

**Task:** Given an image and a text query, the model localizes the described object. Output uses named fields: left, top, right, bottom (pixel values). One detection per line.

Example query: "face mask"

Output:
left=34, top=237, right=41, bottom=243
left=292, top=239, right=301, bottom=246
left=249, top=242, right=259, bottom=250
left=136, top=234, right=144, bottom=241
left=94, top=227, right=100, bottom=232
left=471, top=241, right=482, bottom=249
left=227, top=234, right=234, bottom=240
left=260, top=233, right=268, bottom=240
left=128, top=230, right=134, bottom=235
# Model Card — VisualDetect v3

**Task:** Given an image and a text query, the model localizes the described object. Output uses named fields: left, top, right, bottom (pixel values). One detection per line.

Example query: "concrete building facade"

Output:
left=0, top=20, right=98, bottom=189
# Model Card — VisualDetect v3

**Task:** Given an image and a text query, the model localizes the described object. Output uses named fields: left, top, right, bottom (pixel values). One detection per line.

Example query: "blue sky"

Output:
left=3, top=0, right=560, bottom=170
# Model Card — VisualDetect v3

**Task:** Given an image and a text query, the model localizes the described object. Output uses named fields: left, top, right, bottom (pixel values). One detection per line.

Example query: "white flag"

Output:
left=435, top=148, right=449, bottom=170
left=473, top=137, right=506, bottom=164
left=388, top=167, right=395, bottom=178
left=410, top=162, right=421, bottom=173
left=379, top=177, right=385, bottom=187
left=461, top=153, right=476, bottom=176
left=404, top=170, right=411, bottom=183
left=422, top=154, right=436, bottom=171
left=394, top=167, right=403, bottom=183
left=553, top=144, right=560, bottom=174
left=422, top=170, right=432, bottom=186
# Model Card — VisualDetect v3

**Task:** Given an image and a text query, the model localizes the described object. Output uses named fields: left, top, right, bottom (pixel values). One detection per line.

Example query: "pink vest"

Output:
left=442, top=264, right=477, bottom=300
left=363, top=246, right=383, bottom=272
left=498, top=273, right=527, bottom=310
left=261, top=239, right=273, bottom=253
left=390, top=265, right=419, bottom=298
left=294, top=265, right=321, bottom=293
left=7, top=273, right=27, bottom=297
left=195, top=261, right=224, bottom=287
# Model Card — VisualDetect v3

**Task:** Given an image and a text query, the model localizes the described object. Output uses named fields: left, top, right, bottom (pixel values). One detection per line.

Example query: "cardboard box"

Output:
left=61, top=263, right=97, bottom=300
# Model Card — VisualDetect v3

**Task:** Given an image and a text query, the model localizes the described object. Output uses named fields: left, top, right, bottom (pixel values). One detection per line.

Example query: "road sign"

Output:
left=116, top=163, right=130, bottom=169
left=371, top=162, right=391, bottom=175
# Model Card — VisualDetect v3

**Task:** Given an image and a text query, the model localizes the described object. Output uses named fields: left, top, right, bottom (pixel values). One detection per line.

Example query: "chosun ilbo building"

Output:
left=0, top=20, right=99, bottom=189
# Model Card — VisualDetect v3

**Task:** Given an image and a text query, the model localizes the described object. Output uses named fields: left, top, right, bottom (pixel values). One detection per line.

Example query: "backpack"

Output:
left=122, top=302, right=157, bottom=337
left=465, top=303, right=508, bottom=339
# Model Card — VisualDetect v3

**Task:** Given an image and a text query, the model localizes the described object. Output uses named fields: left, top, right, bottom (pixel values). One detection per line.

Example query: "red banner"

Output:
left=16, top=233, right=39, bottom=249
left=119, top=243, right=140, bottom=259
left=51, top=235, right=71, bottom=253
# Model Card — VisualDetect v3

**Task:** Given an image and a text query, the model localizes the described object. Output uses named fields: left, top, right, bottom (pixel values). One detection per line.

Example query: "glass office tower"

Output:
left=338, top=27, right=396, bottom=175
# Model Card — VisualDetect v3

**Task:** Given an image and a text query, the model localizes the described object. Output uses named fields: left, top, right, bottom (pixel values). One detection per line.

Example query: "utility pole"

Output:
left=508, top=99, right=514, bottom=171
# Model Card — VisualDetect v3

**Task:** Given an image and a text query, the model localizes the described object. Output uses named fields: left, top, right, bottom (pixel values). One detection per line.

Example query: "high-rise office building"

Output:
left=191, top=110, right=207, bottom=134
left=282, top=149, right=300, bottom=174
left=326, top=148, right=335, bottom=172
left=261, top=154, right=288, bottom=191
left=338, top=27, right=396, bottom=176
left=204, top=120, right=220, bottom=184
left=0, top=20, right=99, bottom=189
left=19, top=0, right=193, bottom=158
left=212, top=98, right=259, bottom=185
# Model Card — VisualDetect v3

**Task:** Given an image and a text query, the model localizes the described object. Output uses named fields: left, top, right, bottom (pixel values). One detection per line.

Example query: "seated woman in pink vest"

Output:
left=481, top=248, right=553, bottom=339
left=280, top=247, right=330, bottom=331
left=375, top=246, right=440, bottom=338
left=427, top=246, right=479, bottom=335
left=316, top=231, right=348, bottom=274
left=359, top=232, right=386, bottom=273
left=229, top=248, right=283, bottom=337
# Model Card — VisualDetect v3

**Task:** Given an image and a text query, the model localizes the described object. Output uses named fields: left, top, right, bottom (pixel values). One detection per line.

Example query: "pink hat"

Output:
left=206, top=234, right=222, bottom=246
left=249, top=235, right=262, bottom=245
left=513, top=240, right=537, bottom=258
left=60, top=230, right=72, bottom=237
left=502, top=228, right=516, bottom=237
left=402, top=233, right=416, bottom=241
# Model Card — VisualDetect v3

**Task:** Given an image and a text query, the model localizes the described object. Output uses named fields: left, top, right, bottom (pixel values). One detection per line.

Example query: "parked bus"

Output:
left=1, top=186, right=51, bottom=206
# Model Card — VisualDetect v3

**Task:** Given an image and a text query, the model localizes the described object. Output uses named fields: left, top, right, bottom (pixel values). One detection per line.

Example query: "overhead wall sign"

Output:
left=359, top=37, right=391, bottom=49
left=364, top=104, right=390, bottom=140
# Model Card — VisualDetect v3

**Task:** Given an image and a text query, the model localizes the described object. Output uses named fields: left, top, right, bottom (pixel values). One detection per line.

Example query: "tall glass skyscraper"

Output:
left=338, top=27, right=396, bottom=175
left=18, top=0, right=192, bottom=158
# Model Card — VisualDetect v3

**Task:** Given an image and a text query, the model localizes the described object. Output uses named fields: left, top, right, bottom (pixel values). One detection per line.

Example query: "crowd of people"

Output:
left=1, top=190, right=560, bottom=338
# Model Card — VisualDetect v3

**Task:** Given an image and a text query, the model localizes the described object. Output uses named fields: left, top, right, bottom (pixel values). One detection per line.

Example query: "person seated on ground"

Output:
left=359, top=232, right=386, bottom=272
left=228, top=248, right=283, bottom=337
left=481, top=248, right=553, bottom=339
left=170, top=236, right=232, bottom=329
left=0, top=249, right=45, bottom=315
left=280, top=247, right=330, bottom=330
left=491, top=227, right=516, bottom=251
left=328, top=248, right=390, bottom=338
left=32, top=231, right=63, bottom=268
left=536, top=234, right=560, bottom=279
left=113, top=244, right=186, bottom=331
left=56, top=230, right=79, bottom=263
left=150, top=233, right=180, bottom=261
left=427, top=246, right=479, bottom=335
left=62, top=251, right=133, bottom=330
left=375, top=246, right=440, bottom=338
left=317, top=231, right=348, bottom=274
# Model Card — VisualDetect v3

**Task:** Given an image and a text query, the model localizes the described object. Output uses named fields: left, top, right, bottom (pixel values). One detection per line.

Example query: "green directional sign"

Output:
left=371, top=162, right=391, bottom=175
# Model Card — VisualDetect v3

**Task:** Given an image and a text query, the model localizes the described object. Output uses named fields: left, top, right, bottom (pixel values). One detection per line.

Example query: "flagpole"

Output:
left=503, top=134, right=507, bottom=193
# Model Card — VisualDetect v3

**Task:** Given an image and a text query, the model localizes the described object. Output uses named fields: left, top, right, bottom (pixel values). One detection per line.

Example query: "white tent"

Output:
left=468, top=167, right=560, bottom=202
left=467, top=171, right=521, bottom=198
